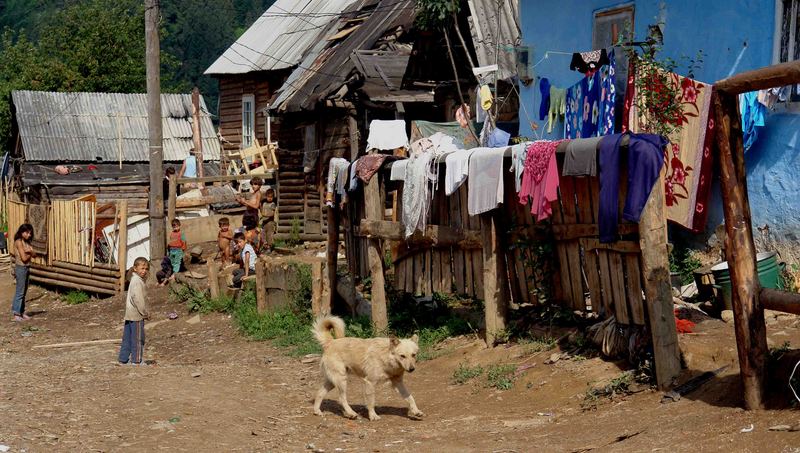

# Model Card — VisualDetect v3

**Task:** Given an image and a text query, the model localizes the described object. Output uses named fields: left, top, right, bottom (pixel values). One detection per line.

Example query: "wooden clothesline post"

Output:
left=364, top=173, right=388, bottom=332
left=481, top=211, right=508, bottom=346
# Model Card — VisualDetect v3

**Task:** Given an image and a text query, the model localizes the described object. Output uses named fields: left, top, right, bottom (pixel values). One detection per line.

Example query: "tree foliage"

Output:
left=0, top=0, right=275, bottom=153
left=415, top=0, right=460, bottom=30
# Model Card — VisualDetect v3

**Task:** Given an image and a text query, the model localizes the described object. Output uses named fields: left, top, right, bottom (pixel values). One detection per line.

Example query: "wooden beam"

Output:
left=552, top=223, right=638, bottom=241
left=175, top=194, right=236, bottom=208
left=117, top=200, right=128, bottom=293
left=325, top=206, right=338, bottom=315
left=256, top=259, right=266, bottom=314
left=580, top=238, right=640, bottom=254
left=760, top=288, right=800, bottom=315
left=208, top=261, right=220, bottom=299
left=714, top=90, right=768, bottom=409
left=715, top=60, right=800, bottom=95
left=175, top=173, right=274, bottom=185
left=29, top=274, right=116, bottom=296
left=33, top=339, right=120, bottom=349
left=192, top=87, right=204, bottom=178
left=637, top=169, right=681, bottom=390
left=364, top=175, right=388, bottom=332
left=358, top=219, right=482, bottom=247
left=311, top=260, right=324, bottom=316
left=167, top=174, right=177, bottom=223
left=481, top=213, right=508, bottom=346
left=29, top=267, right=118, bottom=291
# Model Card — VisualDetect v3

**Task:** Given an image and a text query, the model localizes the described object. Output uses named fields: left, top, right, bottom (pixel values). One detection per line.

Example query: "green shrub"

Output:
left=64, top=290, right=89, bottom=305
left=452, top=362, right=483, bottom=385
left=288, top=217, right=302, bottom=246
left=486, top=364, right=516, bottom=390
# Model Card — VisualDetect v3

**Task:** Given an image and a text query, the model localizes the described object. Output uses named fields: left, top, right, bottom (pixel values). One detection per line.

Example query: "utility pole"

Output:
left=146, top=0, right=165, bottom=260
left=191, top=87, right=204, bottom=178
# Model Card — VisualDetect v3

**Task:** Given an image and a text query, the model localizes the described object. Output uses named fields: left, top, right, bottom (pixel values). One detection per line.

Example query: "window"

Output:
left=593, top=5, right=634, bottom=130
left=242, top=94, right=255, bottom=148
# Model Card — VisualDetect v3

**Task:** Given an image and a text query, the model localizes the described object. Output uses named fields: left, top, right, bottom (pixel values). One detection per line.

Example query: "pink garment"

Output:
left=518, top=140, right=563, bottom=221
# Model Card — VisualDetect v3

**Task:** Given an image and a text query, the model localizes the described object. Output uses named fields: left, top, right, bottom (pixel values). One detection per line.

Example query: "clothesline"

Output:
left=531, top=50, right=573, bottom=69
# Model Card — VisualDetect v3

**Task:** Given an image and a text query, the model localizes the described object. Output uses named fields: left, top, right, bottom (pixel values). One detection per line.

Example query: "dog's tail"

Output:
left=312, top=315, right=346, bottom=347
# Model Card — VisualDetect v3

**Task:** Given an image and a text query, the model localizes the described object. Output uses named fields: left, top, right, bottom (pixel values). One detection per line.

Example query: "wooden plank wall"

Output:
left=217, top=74, right=276, bottom=153
left=377, top=156, right=648, bottom=326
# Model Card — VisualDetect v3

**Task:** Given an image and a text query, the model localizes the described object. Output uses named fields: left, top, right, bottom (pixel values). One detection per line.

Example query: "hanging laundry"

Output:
left=519, top=140, right=563, bottom=221
left=389, top=159, right=408, bottom=181
left=599, top=49, right=616, bottom=136
left=468, top=147, right=508, bottom=216
left=570, top=48, right=609, bottom=74
left=335, top=164, right=349, bottom=196
left=366, top=119, right=409, bottom=151
left=355, top=154, right=401, bottom=183
left=445, top=148, right=476, bottom=195
left=538, top=78, right=551, bottom=120
left=510, top=142, right=528, bottom=192
left=479, top=119, right=494, bottom=147
left=598, top=133, right=667, bottom=243
left=487, top=127, right=511, bottom=148
left=414, top=120, right=477, bottom=149
left=740, top=91, right=765, bottom=152
left=480, top=85, right=493, bottom=111
left=563, top=136, right=602, bottom=176
left=548, top=86, right=566, bottom=134
left=624, top=68, right=716, bottom=232
left=402, top=137, right=451, bottom=237
left=348, top=160, right=359, bottom=192
left=326, top=157, right=350, bottom=206
left=476, top=85, right=487, bottom=123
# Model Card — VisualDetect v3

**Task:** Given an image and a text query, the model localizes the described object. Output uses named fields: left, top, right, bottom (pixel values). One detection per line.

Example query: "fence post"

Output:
left=714, top=90, right=767, bottom=409
left=364, top=174, right=388, bottom=332
left=638, top=171, right=681, bottom=390
left=481, top=212, right=508, bottom=346
left=208, top=261, right=220, bottom=299
left=256, top=258, right=266, bottom=314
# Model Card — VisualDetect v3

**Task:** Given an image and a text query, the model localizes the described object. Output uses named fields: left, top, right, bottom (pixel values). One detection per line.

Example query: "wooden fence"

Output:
left=6, top=197, right=127, bottom=295
left=331, top=139, right=680, bottom=388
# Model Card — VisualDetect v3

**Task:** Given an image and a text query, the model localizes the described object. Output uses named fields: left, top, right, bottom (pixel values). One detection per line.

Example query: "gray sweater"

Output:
left=124, top=274, right=148, bottom=321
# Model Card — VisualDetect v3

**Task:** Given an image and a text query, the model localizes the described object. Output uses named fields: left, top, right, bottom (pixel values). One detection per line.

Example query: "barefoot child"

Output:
left=232, top=232, right=256, bottom=288
left=119, top=257, right=149, bottom=365
left=217, top=217, right=233, bottom=264
left=167, top=219, right=187, bottom=278
left=260, top=186, right=278, bottom=253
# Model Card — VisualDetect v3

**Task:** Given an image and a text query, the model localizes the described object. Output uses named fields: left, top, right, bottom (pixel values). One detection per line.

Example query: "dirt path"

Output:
left=2, top=274, right=800, bottom=452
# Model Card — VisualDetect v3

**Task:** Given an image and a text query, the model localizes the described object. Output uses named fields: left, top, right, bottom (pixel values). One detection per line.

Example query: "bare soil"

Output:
left=2, top=271, right=800, bottom=452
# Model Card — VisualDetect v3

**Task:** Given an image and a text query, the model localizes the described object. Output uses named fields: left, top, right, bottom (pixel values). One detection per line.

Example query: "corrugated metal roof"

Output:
left=467, top=0, right=520, bottom=80
left=272, top=0, right=416, bottom=112
left=12, top=91, right=221, bottom=162
left=204, top=0, right=360, bottom=76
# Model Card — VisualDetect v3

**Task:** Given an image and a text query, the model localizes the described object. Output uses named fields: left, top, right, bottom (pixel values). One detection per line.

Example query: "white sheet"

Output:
left=366, top=119, right=408, bottom=151
left=467, top=147, right=508, bottom=216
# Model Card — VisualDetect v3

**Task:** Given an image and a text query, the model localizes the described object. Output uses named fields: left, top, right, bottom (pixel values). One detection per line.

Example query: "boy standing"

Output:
left=119, top=257, right=149, bottom=365
left=232, top=232, right=256, bottom=288
left=236, top=177, right=263, bottom=231
left=167, top=219, right=187, bottom=277
left=217, top=217, right=234, bottom=264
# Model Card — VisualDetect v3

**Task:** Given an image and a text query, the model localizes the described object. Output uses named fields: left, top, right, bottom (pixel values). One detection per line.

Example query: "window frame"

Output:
left=241, top=94, right=255, bottom=149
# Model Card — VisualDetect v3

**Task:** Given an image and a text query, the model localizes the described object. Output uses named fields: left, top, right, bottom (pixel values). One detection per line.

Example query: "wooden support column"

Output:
left=208, top=261, right=220, bottom=299
left=167, top=174, right=177, bottom=223
left=481, top=212, right=508, bottom=346
left=637, top=172, right=681, bottom=390
left=714, top=90, right=768, bottom=409
left=117, top=200, right=128, bottom=292
left=324, top=206, right=339, bottom=315
left=256, top=258, right=267, bottom=314
left=364, top=174, right=388, bottom=332
left=311, top=260, right=324, bottom=316
left=191, top=87, right=204, bottom=178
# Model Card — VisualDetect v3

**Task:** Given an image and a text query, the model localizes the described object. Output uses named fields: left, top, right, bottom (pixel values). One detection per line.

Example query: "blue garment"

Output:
left=566, top=54, right=616, bottom=139
left=598, top=133, right=668, bottom=243
left=12, top=265, right=29, bottom=315
left=740, top=91, right=765, bottom=152
left=119, top=320, right=145, bottom=364
left=600, top=49, right=616, bottom=136
left=539, top=78, right=551, bottom=121
left=487, top=127, right=511, bottom=148
left=183, top=155, right=198, bottom=178
left=168, top=248, right=184, bottom=273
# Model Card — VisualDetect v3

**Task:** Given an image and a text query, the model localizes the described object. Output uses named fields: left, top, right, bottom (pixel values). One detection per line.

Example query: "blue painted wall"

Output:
left=518, top=0, right=799, bottom=236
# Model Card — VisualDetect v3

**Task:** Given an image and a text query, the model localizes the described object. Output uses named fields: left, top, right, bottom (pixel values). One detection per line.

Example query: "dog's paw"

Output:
left=368, top=413, right=381, bottom=421
left=344, top=411, right=359, bottom=420
left=409, top=410, right=425, bottom=419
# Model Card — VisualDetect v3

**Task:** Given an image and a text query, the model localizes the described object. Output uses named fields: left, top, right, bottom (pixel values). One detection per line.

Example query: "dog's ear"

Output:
left=389, top=336, right=400, bottom=349
left=410, top=334, right=419, bottom=344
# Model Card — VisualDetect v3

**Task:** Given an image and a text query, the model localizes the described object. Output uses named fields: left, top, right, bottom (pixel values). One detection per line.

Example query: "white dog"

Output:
left=311, top=315, right=424, bottom=421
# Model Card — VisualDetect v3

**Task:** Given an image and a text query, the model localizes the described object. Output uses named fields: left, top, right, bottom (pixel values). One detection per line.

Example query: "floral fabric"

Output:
left=565, top=51, right=616, bottom=139
left=624, top=66, right=715, bottom=233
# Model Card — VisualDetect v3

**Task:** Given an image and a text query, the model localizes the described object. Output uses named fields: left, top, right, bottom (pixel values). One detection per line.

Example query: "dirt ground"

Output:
left=2, top=271, right=800, bottom=453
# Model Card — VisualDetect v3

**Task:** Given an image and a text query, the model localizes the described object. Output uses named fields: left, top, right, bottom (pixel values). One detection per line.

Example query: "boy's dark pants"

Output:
left=119, top=320, right=145, bottom=364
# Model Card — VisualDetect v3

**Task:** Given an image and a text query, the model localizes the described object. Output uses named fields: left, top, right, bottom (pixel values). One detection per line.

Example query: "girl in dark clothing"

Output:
left=12, top=224, right=35, bottom=321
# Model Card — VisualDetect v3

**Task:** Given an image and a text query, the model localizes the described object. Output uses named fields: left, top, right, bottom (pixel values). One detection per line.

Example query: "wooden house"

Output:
left=7, top=90, right=221, bottom=217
